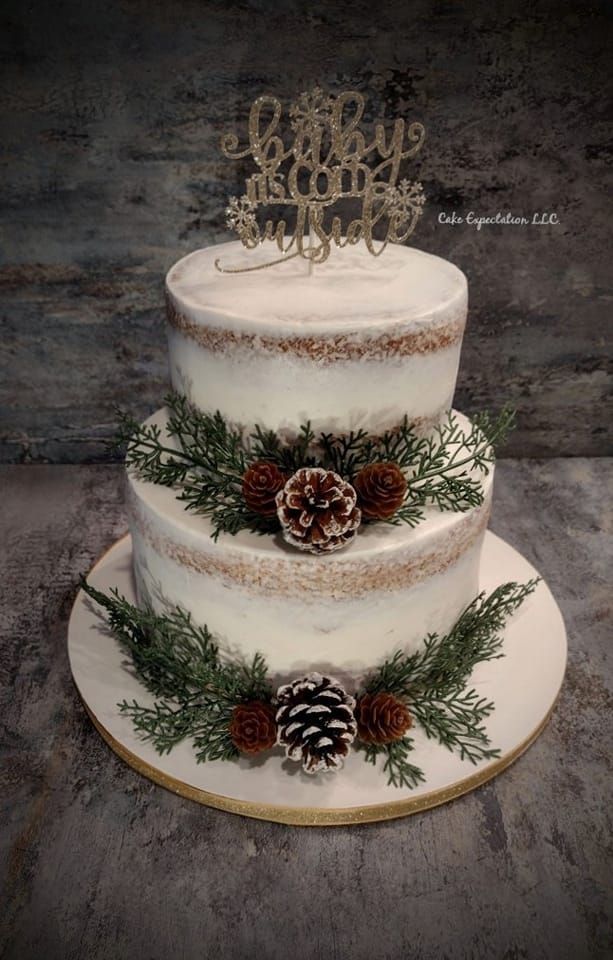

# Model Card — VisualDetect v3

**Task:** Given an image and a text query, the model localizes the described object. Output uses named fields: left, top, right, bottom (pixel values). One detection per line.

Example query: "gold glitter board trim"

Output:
left=83, top=701, right=559, bottom=827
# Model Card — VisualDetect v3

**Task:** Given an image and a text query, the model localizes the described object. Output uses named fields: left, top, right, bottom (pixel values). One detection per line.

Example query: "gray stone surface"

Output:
left=1, top=460, right=611, bottom=960
left=0, top=1, right=611, bottom=462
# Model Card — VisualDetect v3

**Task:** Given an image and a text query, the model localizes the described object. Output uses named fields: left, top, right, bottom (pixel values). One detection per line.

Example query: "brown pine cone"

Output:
left=275, top=467, right=361, bottom=554
left=229, top=700, right=277, bottom=754
left=242, top=461, right=287, bottom=517
left=354, top=462, right=407, bottom=520
left=356, top=692, right=412, bottom=744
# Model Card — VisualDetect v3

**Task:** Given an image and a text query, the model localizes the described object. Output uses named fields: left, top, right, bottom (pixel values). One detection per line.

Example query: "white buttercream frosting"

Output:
left=167, top=240, right=466, bottom=331
left=165, top=240, right=468, bottom=436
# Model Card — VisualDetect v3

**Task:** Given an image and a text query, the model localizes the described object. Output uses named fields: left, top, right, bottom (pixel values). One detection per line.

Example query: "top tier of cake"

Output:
left=165, top=240, right=467, bottom=436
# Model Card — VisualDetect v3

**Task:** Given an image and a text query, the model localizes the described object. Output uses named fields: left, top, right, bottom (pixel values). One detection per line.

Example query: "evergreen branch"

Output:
left=357, top=738, right=426, bottom=789
left=472, top=405, right=516, bottom=451
left=318, top=407, right=513, bottom=520
left=384, top=502, right=426, bottom=528
left=192, top=705, right=243, bottom=763
left=115, top=394, right=514, bottom=538
left=317, top=416, right=432, bottom=479
left=81, top=579, right=220, bottom=699
left=82, top=580, right=272, bottom=761
left=398, top=409, right=511, bottom=516
left=409, top=688, right=501, bottom=763
left=119, top=699, right=211, bottom=754
left=119, top=395, right=279, bottom=539
left=361, top=579, right=538, bottom=781
left=119, top=699, right=240, bottom=763
left=84, top=577, right=536, bottom=786
left=117, top=410, right=197, bottom=487
left=318, top=427, right=372, bottom=478
left=173, top=471, right=278, bottom=540
left=365, top=580, right=539, bottom=698
left=165, top=393, right=249, bottom=477
left=250, top=421, right=318, bottom=472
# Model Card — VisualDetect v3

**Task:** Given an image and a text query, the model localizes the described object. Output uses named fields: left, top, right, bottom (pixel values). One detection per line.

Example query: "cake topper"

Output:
left=216, top=87, right=426, bottom=273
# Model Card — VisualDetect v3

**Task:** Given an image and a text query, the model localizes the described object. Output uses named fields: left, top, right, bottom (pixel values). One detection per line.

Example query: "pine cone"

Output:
left=356, top=692, right=412, bottom=745
left=276, top=673, right=357, bottom=774
left=275, top=467, right=361, bottom=554
left=229, top=700, right=277, bottom=754
left=354, top=462, right=407, bottom=520
left=242, top=461, right=287, bottom=517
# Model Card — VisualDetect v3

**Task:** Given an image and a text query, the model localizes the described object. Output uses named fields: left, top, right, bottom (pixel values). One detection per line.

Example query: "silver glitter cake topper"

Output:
left=216, top=87, right=426, bottom=273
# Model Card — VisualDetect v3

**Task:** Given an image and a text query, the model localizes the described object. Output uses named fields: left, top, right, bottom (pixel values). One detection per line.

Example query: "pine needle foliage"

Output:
left=81, top=580, right=272, bottom=762
left=82, top=576, right=537, bottom=788
left=358, top=579, right=539, bottom=786
left=117, top=394, right=514, bottom=538
left=358, top=738, right=426, bottom=789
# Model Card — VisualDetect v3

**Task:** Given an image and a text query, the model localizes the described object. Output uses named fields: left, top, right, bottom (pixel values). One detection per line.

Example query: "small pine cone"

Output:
left=354, top=462, right=407, bottom=520
left=356, top=692, right=412, bottom=745
left=242, top=461, right=287, bottom=517
left=276, top=673, right=357, bottom=774
left=229, top=700, right=277, bottom=754
left=275, top=467, right=361, bottom=554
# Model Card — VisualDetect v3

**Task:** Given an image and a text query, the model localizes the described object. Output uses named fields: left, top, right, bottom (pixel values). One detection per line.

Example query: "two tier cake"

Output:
left=128, top=240, right=490, bottom=682
left=83, top=88, right=538, bottom=787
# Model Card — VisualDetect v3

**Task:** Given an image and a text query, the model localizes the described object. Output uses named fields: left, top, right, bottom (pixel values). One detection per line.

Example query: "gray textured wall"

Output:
left=0, top=0, right=610, bottom=461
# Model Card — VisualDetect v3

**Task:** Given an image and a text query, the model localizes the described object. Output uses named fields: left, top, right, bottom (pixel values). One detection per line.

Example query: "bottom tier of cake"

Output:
left=126, top=409, right=493, bottom=684
left=70, top=531, right=566, bottom=823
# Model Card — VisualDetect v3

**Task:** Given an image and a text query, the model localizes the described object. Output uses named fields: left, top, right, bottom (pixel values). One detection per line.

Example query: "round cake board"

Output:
left=68, top=532, right=566, bottom=826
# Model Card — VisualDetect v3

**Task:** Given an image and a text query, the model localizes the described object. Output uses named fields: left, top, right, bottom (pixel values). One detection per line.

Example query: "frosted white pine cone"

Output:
left=276, top=673, right=357, bottom=774
left=275, top=466, right=361, bottom=554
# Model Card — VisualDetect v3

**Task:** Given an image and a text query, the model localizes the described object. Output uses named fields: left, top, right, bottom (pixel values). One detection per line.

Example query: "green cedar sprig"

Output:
left=357, top=579, right=539, bottom=786
left=250, top=421, right=318, bottom=473
left=358, top=739, right=426, bottom=790
left=116, top=397, right=276, bottom=539
left=81, top=580, right=272, bottom=762
left=118, top=393, right=514, bottom=539
left=391, top=406, right=516, bottom=527
left=82, top=576, right=537, bottom=788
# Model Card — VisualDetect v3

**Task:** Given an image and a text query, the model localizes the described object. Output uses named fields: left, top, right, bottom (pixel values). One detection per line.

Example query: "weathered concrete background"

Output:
left=1, top=460, right=611, bottom=958
left=0, top=0, right=610, bottom=461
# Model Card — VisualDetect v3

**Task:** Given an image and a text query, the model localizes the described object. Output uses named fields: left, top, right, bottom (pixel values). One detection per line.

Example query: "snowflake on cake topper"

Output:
left=385, top=179, right=427, bottom=226
left=289, top=86, right=333, bottom=132
left=225, top=194, right=258, bottom=242
left=217, top=88, right=426, bottom=273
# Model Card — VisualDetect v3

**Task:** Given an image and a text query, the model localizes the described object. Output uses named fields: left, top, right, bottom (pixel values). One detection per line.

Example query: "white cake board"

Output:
left=68, top=532, right=566, bottom=826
